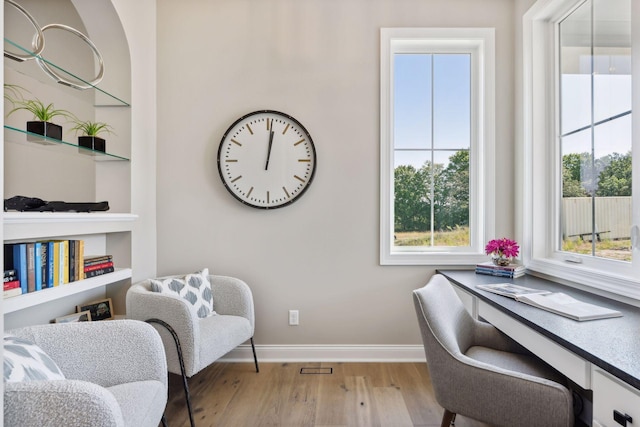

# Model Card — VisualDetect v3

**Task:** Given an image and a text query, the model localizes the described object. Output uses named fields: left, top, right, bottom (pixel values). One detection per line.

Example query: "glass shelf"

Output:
left=4, top=37, right=130, bottom=107
left=4, top=125, right=130, bottom=161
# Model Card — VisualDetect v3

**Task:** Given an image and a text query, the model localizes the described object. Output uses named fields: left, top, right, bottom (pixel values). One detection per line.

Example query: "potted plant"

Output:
left=485, top=237, right=520, bottom=266
left=70, top=119, right=114, bottom=154
left=6, top=95, right=72, bottom=142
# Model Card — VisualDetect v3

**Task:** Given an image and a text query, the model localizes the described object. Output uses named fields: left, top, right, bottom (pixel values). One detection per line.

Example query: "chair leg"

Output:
left=441, top=409, right=456, bottom=427
left=251, top=337, right=259, bottom=373
left=146, top=318, right=196, bottom=427
left=161, top=414, right=168, bottom=427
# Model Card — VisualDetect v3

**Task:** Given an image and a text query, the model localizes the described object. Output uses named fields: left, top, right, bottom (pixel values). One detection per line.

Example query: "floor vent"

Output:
left=300, top=367, right=333, bottom=375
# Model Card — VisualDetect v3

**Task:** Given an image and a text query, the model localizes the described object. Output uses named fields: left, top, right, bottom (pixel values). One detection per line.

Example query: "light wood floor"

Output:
left=163, top=362, right=490, bottom=427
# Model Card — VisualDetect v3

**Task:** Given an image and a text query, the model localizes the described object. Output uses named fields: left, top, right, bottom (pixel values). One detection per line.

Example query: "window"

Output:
left=380, top=28, right=495, bottom=265
left=523, top=0, right=640, bottom=298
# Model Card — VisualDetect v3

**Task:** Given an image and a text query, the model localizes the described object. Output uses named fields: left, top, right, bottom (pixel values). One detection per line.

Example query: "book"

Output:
left=477, top=283, right=550, bottom=298
left=69, top=240, right=76, bottom=282
left=84, top=265, right=115, bottom=278
left=84, top=261, right=114, bottom=272
left=3, top=274, right=17, bottom=283
left=34, top=242, right=42, bottom=291
left=477, top=283, right=623, bottom=321
left=3, top=287, right=23, bottom=299
left=84, top=255, right=113, bottom=266
left=4, top=280, right=20, bottom=291
left=60, top=240, right=69, bottom=285
left=476, top=262, right=525, bottom=278
left=475, top=267, right=525, bottom=278
left=26, top=243, right=35, bottom=293
left=476, top=261, right=525, bottom=272
left=39, top=242, right=48, bottom=289
left=11, top=244, right=27, bottom=294
left=77, top=240, right=85, bottom=280
left=52, top=241, right=61, bottom=287
left=45, top=241, right=55, bottom=288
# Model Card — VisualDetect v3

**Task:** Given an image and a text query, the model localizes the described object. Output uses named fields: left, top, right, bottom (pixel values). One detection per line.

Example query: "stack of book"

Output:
left=475, top=261, right=525, bottom=278
left=84, top=255, right=115, bottom=278
left=4, top=269, right=22, bottom=298
left=4, top=240, right=85, bottom=293
left=2, top=242, right=116, bottom=298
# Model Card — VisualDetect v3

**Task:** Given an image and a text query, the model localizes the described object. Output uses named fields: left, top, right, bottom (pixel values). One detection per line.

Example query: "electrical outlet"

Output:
left=289, top=310, right=299, bottom=326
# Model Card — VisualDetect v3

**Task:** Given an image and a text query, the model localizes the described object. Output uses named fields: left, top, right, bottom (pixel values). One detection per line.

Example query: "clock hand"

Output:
left=265, top=128, right=274, bottom=170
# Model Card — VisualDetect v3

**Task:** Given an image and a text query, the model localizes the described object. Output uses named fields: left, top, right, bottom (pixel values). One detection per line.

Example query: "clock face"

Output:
left=217, top=110, right=317, bottom=209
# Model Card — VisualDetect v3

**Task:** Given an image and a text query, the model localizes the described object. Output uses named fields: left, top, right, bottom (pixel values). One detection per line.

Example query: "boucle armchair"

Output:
left=413, top=274, right=574, bottom=427
left=126, top=272, right=258, bottom=426
left=4, top=320, right=168, bottom=427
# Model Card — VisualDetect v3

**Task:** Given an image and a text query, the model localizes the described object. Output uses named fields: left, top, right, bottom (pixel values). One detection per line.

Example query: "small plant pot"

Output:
left=78, top=136, right=106, bottom=155
left=26, top=121, right=63, bottom=144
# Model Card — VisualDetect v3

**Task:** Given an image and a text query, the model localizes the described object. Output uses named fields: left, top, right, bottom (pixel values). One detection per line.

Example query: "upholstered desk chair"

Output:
left=413, top=274, right=574, bottom=427
left=4, top=320, right=168, bottom=427
left=126, top=271, right=258, bottom=427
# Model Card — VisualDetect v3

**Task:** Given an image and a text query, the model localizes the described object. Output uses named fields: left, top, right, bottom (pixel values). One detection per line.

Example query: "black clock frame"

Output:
left=217, top=110, right=317, bottom=209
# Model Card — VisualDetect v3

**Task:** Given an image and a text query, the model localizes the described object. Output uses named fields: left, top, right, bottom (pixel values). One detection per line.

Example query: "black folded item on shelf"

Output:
left=4, top=196, right=110, bottom=212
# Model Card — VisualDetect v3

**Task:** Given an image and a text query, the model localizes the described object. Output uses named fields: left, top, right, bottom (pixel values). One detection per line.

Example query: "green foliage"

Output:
left=438, top=151, right=469, bottom=229
left=562, top=151, right=632, bottom=198
left=3, top=84, right=28, bottom=103
left=394, top=164, right=430, bottom=232
left=70, top=120, right=114, bottom=137
left=6, top=96, right=73, bottom=122
left=596, top=152, right=631, bottom=196
left=394, top=151, right=469, bottom=234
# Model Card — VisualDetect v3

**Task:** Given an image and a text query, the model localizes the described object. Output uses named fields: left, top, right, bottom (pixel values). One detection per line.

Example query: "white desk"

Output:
left=439, top=270, right=640, bottom=427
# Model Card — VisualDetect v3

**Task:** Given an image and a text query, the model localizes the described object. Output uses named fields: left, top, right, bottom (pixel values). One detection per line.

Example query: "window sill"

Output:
left=381, top=251, right=489, bottom=266
left=526, top=258, right=640, bottom=306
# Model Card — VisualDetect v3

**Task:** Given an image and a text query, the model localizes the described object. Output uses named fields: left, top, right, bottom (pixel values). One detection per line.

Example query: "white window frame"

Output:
left=380, top=27, right=495, bottom=265
left=522, top=0, right=640, bottom=301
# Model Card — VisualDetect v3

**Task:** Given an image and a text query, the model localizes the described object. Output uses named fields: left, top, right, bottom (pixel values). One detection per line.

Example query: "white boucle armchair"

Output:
left=4, top=320, right=168, bottom=427
left=126, top=273, right=258, bottom=427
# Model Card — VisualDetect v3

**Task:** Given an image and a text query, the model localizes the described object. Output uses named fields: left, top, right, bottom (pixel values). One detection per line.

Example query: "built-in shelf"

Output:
left=3, top=1, right=138, bottom=323
left=3, top=268, right=132, bottom=314
left=4, top=125, right=130, bottom=161
left=4, top=212, right=137, bottom=241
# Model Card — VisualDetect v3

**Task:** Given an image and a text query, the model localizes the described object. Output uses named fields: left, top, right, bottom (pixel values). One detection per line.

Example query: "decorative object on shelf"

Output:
left=5, top=96, right=72, bottom=143
left=54, top=310, right=92, bottom=323
left=3, top=0, right=44, bottom=62
left=77, top=298, right=114, bottom=321
left=35, top=24, right=105, bottom=90
left=70, top=119, right=114, bottom=154
left=217, top=110, right=317, bottom=209
left=485, top=237, right=520, bottom=266
left=4, top=195, right=110, bottom=212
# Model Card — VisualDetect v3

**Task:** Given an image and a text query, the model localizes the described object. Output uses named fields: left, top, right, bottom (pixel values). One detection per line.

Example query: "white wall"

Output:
left=156, top=0, right=516, bottom=348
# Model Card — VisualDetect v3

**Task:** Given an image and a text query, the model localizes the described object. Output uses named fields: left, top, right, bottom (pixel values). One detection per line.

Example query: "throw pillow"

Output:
left=4, top=335, right=66, bottom=382
left=150, top=268, right=215, bottom=318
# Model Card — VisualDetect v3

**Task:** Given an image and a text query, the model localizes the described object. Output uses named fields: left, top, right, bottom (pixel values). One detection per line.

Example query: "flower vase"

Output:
left=491, top=254, right=512, bottom=266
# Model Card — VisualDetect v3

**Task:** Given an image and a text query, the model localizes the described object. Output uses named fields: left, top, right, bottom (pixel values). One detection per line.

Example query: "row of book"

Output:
left=475, top=261, right=525, bottom=278
left=4, top=240, right=115, bottom=298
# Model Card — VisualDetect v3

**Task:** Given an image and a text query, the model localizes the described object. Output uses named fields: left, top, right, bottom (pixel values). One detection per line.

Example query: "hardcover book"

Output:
left=477, top=283, right=622, bottom=321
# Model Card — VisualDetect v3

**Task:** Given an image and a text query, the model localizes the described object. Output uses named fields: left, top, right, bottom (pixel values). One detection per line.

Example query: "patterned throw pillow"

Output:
left=4, top=335, right=66, bottom=382
left=150, top=268, right=215, bottom=318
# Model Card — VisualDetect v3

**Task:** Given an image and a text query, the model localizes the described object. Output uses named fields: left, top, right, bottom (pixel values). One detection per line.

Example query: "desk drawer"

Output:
left=478, top=301, right=591, bottom=388
left=593, top=368, right=640, bottom=427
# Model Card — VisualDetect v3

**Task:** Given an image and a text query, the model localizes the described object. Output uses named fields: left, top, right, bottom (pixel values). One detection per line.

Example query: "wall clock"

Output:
left=217, top=110, right=317, bottom=209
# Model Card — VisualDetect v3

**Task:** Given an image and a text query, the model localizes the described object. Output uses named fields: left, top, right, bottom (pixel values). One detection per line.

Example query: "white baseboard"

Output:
left=220, top=344, right=426, bottom=363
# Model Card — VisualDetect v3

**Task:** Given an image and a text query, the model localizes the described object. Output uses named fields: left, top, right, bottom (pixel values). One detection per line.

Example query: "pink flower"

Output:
left=485, top=238, right=520, bottom=258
